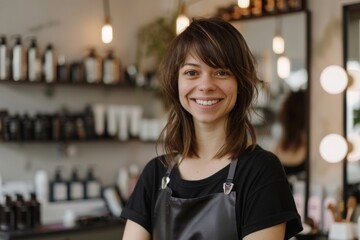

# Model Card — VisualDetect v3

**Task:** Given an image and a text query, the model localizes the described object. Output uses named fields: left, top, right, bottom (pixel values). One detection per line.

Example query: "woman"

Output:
left=274, top=90, right=307, bottom=177
left=121, top=17, right=302, bottom=240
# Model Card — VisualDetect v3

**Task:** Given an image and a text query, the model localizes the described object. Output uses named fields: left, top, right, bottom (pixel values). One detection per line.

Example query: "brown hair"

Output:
left=157, top=17, right=262, bottom=165
left=278, top=90, right=307, bottom=150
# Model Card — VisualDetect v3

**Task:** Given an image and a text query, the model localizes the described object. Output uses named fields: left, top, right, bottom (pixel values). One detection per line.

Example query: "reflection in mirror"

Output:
left=231, top=11, right=308, bottom=173
left=344, top=3, right=360, bottom=209
left=231, top=11, right=309, bottom=219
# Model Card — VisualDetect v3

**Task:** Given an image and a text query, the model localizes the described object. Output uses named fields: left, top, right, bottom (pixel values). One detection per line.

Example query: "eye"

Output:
left=215, top=69, right=231, bottom=77
left=184, top=70, right=198, bottom=77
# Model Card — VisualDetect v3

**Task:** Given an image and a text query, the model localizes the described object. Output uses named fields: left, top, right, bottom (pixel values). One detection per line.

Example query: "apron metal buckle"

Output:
left=161, top=176, right=170, bottom=189
left=223, top=182, right=234, bottom=195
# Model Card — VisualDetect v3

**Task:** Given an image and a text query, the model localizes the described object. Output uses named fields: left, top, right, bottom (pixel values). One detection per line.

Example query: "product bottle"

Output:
left=102, top=50, right=120, bottom=85
left=0, top=195, right=15, bottom=231
left=57, top=55, right=69, bottom=82
left=84, top=48, right=101, bottom=84
left=251, top=0, right=263, bottom=16
left=42, top=44, right=57, bottom=83
left=27, top=38, right=41, bottom=82
left=0, top=36, right=8, bottom=80
left=49, top=167, right=68, bottom=202
left=14, top=194, right=29, bottom=230
left=9, top=113, right=21, bottom=141
left=21, top=113, right=34, bottom=141
left=11, top=36, right=27, bottom=81
left=68, top=167, right=85, bottom=200
left=84, top=166, right=102, bottom=199
left=264, top=0, right=276, bottom=13
left=28, top=192, right=41, bottom=228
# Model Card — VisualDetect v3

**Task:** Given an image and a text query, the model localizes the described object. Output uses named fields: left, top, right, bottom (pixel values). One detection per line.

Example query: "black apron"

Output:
left=153, top=158, right=239, bottom=240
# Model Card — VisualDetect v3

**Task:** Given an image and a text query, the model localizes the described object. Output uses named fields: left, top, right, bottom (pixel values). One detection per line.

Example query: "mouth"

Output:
left=193, top=99, right=222, bottom=106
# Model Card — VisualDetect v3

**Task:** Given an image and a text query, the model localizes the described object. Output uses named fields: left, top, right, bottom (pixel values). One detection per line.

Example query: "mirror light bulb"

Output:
left=272, top=35, right=285, bottom=55
left=238, top=0, right=250, bottom=8
left=102, top=23, right=113, bottom=44
left=320, top=65, right=348, bottom=94
left=176, top=14, right=190, bottom=35
left=277, top=55, right=291, bottom=79
left=319, top=134, right=348, bottom=163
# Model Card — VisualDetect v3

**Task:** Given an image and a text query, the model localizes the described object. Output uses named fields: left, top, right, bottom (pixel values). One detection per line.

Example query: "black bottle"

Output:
left=11, top=36, right=27, bottom=81
left=57, top=55, right=69, bottom=82
left=14, top=194, right=29, bottom=230
left=84, top=167, right=102, bottom=199
left=27, top=38, right=41, bottom=82
left=0, top=35, right=8, bottom=80
left=21, top=113, right=34, bottom=141
left=9, top=113, right=21, bottom=141
left=83, top=106, right=95, bottom=140
left=68, top=167, right=85, bottom=200
left=0, top=195, right=15, bottom=231
left=49, top=168, right=68, bottom=202
left=28, top=192, right=41, bottom=228
left=0, top=110, right=9, bottom=142
left=1, top=111, right=11, bottom=141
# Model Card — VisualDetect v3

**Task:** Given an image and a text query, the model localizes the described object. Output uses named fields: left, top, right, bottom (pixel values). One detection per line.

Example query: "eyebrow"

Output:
left=182, top=63, right=200, bottom=68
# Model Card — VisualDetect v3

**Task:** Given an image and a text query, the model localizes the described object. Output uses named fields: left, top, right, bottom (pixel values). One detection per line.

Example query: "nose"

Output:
left=197, top=75, right=216, bottom=92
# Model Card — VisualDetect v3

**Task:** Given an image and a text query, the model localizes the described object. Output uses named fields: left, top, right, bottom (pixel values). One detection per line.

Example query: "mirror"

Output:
left=231, top=11, right=310, bottom=220
left=343, top=3, right=360, bottom=209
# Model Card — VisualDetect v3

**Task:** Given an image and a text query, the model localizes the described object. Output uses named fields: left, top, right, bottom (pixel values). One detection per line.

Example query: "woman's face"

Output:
left=178, top=52, right=238, bottom=127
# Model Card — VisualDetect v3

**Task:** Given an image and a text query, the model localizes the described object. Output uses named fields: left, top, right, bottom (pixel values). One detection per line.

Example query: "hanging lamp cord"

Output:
left=103, top=0, right=111, bottom=23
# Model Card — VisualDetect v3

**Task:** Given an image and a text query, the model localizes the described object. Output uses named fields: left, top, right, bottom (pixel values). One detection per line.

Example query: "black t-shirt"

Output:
left=121, top=145, right=303, bottom=239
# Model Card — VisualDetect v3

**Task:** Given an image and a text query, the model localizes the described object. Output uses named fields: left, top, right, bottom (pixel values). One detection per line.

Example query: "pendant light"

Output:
left=101, top=0, right=113, bottom=44
left=277, top=54, right=291, bottom=79
left=176, top=0, right=190, bottom=35
left=272, top=18, right=284, bottom=55
left=237, top=0, right=250, bottom=8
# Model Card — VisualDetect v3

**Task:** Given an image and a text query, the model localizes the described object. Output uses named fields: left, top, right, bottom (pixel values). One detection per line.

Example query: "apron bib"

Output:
left=153, top=159, right=239, bottom=240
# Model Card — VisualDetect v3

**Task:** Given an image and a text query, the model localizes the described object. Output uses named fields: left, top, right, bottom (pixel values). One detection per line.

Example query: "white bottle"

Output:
left=27, top=38, right=41, bottom=82
left=34, top=170, right=48, bottom=204
left=11, top=36, right=27, bottom=81
left=102, top=50, right=120, bottom=85
left=43, top=44, right=57, bottom=83
left=84, top=48, right=101, bottom=83
left=0, top=36, right=8, bottom=80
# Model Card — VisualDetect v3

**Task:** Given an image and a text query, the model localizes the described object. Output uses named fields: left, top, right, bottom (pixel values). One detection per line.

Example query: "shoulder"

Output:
left=140, top=155, right=168, bottom=181
left=236, top=145, right=286, bottom=183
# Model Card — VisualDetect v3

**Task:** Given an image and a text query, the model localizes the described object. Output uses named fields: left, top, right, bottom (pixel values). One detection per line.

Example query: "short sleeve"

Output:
left=120, top=158, right=165, bottom=233
left=240, top=152, right=303, bottom=239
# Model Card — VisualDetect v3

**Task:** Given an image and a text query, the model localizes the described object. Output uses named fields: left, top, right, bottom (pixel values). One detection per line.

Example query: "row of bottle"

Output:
left=49, top=167, right=102, bottom=202
left=0, top=107, right=97, bottom=142
left=0, top=193, right=41, bottom=231
left=0, top=36, right=122, bottom=85
left=218, top=0, right=305, bottom=20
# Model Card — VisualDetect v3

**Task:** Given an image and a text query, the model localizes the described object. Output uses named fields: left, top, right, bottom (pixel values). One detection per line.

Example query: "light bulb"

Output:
left=272, top=35, right=284, bottom=54
left=277, top=55, right=291, bottom=79
left=238, top=0, right=250, bottom=8
left=320, top=65, right=348, bottom=94
left=176, top=14, right=190, bottom=35
left=319, top=134, right=348, bottom=163
left=102, top=23, right=113, bottom=44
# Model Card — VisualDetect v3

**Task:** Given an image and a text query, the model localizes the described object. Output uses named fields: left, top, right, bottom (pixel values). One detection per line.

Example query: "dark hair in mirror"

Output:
left=278, top=90, right=307, bottom=151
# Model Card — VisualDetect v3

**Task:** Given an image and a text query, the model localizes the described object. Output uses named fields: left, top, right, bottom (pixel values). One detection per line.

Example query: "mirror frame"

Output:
left=229, top=10, right=311, bottom=219
left=343, top=2, right=360, bottom=206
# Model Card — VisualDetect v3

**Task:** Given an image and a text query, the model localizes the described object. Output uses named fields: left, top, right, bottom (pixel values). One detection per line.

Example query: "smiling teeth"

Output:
left=195, top=99, right=219, bottom=106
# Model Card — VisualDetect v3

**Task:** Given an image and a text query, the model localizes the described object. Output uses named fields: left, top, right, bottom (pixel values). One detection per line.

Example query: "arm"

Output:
left=122, top=220, right=151, bottom=240
left=243, top=223, right=286, bottom=240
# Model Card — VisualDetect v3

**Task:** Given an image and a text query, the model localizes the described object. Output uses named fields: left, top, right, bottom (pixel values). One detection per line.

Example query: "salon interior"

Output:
left=0, top=0, right=360, bottom=239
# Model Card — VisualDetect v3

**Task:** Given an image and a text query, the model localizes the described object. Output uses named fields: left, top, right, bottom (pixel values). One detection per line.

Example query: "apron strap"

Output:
left=161, top=154, right=180, bottom=189
left=223, top=158, right=238, bottom=195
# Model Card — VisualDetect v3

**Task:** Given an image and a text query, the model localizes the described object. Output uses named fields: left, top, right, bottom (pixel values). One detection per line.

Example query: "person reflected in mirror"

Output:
left=274, top=90, right=307, bottom=178
left=121, top=17, right=303, bottom=240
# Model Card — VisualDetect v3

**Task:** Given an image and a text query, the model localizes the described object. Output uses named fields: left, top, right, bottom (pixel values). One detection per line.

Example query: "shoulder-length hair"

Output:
left=157, top=17, right=262, bottom=165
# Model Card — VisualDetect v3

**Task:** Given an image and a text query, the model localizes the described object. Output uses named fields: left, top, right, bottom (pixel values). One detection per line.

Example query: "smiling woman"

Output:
left=120, top=17, right=302, bottom=240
